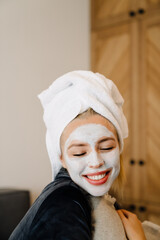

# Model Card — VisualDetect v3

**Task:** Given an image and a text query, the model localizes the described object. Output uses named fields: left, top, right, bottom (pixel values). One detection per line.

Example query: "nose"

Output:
left=87, top=151, right=104, bottom=169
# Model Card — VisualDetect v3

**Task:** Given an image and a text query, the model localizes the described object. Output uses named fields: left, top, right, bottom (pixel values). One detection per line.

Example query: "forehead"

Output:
left=66, top=124, right=114, bottom=145
left=61, top=114, right=117, bottom=145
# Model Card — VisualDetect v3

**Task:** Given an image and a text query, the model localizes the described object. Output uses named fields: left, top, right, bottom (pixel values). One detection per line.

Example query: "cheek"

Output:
left=101, top=148, right=120, bottom=167
left=63, top=152, right=87, bottom=175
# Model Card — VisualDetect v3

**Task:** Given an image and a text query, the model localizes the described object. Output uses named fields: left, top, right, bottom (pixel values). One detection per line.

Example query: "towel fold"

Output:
left=38, top=70, right=128, bottom=179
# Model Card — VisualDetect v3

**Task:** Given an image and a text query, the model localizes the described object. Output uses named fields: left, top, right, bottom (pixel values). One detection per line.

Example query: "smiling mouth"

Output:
left=82, top=169, right=111, bottom=185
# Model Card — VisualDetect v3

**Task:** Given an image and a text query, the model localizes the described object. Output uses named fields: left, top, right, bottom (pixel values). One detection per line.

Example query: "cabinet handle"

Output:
left=130, top=159, right=135, bottom=165
left=138, top=8, right=145, bottom=14
left=138, top=160, right=145, bottom=166
left=129, top=11, right=136, bottom=17
left=139, top=206, right=147, bottom=212
left=129, top=204, right=136, bottom=211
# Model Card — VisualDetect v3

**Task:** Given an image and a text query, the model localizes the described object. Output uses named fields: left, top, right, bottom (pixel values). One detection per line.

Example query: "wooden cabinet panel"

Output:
left=147, top=203, right=160, bottom=225
left=91, top=23, right=134, bottom=200
left=91, top=0, right=133, bottom=29
left=147, top=25, right=160, bottom=203
left=92, top=0, right=131, bottom=20
left=92, top=0, right=160, bottom=29
left=139, top=0, right=160, bottom=10
left=140, top=16, right=160, bottom=205
left=91, top=0, right=160, bottom=223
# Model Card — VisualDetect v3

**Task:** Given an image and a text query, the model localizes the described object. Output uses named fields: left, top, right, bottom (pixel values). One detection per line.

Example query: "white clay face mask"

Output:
left=63, top=123, right=120, bottom=196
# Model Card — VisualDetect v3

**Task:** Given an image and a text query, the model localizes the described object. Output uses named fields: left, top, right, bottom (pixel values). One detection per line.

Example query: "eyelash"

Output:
left=72, top=147, right=114, bottom=157
left=100, top=147, right=114, bottom=151
left=73, top=152, right=87, bottom=157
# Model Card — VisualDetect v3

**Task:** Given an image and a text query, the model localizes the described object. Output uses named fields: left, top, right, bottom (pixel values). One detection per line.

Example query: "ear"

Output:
left=60, top=154, right=67, bottom=168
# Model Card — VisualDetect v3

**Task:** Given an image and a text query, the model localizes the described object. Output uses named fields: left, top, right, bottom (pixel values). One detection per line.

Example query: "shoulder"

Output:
left=9, top=170, right=92, bottom=240
left=32, top=183, right=91, bottom=226
left=28, top=183, right=92, bottom=239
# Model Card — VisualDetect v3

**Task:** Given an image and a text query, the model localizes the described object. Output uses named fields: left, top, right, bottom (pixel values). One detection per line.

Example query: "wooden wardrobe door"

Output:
left=92, top=0, right=131, bottom=19
left=91, top=0, right=133, bottom=29
left=91, top=23, right=134, bottom=200
left=139, top=14, right=160, bottom=223
left=138, top=0, right=160, bottom=11
left=91, top=0, right=160, bottom=224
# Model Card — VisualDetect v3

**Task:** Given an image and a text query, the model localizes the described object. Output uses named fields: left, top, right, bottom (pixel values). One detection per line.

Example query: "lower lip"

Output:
left=83, top=172, right=111, bottom=186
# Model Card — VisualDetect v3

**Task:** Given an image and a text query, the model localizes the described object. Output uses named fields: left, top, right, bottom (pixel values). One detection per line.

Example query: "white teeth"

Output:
left=87, top=173, right=106, bottom=180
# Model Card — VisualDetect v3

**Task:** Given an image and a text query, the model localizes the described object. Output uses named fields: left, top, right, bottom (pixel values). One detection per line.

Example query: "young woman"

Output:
left=9, top=71, right=146, bottom=240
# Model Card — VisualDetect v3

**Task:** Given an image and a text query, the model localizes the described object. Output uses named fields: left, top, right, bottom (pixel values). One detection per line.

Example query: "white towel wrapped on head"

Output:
left=38, top=70, right=128, bottom=179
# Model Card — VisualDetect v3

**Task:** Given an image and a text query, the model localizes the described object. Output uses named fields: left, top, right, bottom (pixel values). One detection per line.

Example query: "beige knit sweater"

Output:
left=91, top=194, right=127, bottom=240
left=91, top=194, right=160, bottom=240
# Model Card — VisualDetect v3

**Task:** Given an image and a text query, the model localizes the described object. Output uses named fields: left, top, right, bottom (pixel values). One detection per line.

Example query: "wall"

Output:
left=0, top=0, right=90, bottom=203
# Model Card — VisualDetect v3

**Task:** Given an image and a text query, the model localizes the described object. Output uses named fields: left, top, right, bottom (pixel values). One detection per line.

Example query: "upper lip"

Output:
left=83, top=169, right=112, bottom=177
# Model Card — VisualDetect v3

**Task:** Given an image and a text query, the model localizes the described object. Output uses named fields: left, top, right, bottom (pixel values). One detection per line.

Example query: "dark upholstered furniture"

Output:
left=0, top=189, right=30, bottom=240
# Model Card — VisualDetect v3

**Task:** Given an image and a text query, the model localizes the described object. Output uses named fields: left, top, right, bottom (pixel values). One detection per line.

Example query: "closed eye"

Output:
left=73, top=152, right=86, bottom=157
left=100, top=147, right=114, bottom=151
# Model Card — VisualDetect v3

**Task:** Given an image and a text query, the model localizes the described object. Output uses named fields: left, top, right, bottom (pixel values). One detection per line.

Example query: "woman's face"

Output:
left=60, top=114, right=120, bottom=196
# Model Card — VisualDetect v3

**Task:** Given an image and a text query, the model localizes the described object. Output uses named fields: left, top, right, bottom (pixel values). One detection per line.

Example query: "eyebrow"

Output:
left=68, top=137, right=115, bottom=150
left=68, top=143, right=88, bottom=150
left=98, top=137, right=115, bottom=144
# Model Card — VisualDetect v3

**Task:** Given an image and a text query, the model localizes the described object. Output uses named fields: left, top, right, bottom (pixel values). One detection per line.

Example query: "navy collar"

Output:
left=55, top=167, right=70, bottom=180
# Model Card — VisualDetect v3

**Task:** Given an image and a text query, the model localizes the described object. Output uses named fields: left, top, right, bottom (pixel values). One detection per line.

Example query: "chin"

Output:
left=89, top=192, right=108, bottom=197
left=85, top=186, right=110, bottom=197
